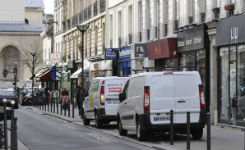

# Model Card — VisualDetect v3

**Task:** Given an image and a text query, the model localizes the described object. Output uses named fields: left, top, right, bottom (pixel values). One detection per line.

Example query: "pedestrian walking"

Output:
left=61, top=88, right=69, bottom=109
left=76, top=82, right=85, bottom=117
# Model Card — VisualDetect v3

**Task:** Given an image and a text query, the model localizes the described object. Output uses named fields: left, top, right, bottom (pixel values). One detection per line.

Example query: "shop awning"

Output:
left=70, top=68, right=82, bottom=79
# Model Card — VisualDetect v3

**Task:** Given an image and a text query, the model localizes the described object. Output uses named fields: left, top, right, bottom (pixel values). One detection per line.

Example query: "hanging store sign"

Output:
left=216, top=13, right=245, bottom=46
left=104, top=48, right=118, bottom=60
left=135, top=43, right=147, bottom=58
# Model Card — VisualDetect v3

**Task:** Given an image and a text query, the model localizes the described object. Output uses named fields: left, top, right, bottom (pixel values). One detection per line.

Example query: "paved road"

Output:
left=16, top=106, right=154, bottom=150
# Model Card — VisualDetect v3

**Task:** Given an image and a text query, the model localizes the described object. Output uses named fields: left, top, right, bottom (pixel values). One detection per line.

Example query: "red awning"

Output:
left=147, top=38, right=177, bottom=60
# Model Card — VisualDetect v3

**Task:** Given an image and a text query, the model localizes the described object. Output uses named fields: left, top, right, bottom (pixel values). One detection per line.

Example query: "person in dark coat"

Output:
left=76, top=82, right=85, bottom=117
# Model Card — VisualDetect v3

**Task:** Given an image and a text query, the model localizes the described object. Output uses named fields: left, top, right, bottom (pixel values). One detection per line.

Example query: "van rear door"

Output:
left=149, top=74, right=175, bottom=125
left=174, top=73, right=201, bottom=124
left=104, top=78, right=128, bottom=115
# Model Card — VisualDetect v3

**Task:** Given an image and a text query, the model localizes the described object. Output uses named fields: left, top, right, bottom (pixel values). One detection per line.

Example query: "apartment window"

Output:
left=110, top=14, right=113, bottom=48
left=89, top=29, right=92, bottom=57
left=118, top=11, right=122, bottom=43
left=84, top=8, right=87, bottom=21
left=188, top=0, right=195, bottom=24
left=138, top=1, right=143, bottom=42
left=145, top=0, right=150, bottom=40
left=95, top=27, right=98, bottom=56
left=154, top=0, right=159, bottom=39
left=88, top=5, right=92, bottom=19
left=79, top=11, right=83, bottom=23
left=100, top=0, right=105, bottom=13
left=94, top=1, right=98, bottom=16
left=162, top=0, right=168, bottom=37
left=102, top=23, right=105, bottom=53
left=128, top=5, right=133, bottom=44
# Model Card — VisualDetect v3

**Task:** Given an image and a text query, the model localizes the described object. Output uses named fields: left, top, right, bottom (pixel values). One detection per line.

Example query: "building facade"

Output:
left=0, top=0, right=43, bottom=88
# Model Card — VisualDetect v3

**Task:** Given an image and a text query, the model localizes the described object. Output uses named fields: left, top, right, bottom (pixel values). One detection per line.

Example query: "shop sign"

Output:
left=147, top=38, right=177, bottom=60
left=177, top=25, right=205, bottom=52
left=105, top=48, right=118, bottom=60
left=135, top=43, right=147, bottom=58
left=216, top=14, right=245, bottom=46
left=51, top=53, right=60, bottom=62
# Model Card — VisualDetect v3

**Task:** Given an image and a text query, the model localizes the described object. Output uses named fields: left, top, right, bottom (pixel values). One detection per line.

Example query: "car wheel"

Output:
left=95, top=112, right=103, bottom=128
left=83, top=115, right=90, bottom=126
left=136, top=119, right=147, bottom=141
left=191, top=127, right=203, bottom=140
left=118, top=117, right=127, bottom=136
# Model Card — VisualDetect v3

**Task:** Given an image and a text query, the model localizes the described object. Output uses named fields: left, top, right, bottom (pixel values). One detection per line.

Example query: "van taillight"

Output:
left=144, top=86, right=150, bottom=110
left=199, top=85, right=205, bottom=109
left=100, top=80, right=105, bottom=106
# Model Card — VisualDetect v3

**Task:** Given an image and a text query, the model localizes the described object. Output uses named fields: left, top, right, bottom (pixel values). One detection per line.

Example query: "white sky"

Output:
left=43, top=0, right=54, bottom=14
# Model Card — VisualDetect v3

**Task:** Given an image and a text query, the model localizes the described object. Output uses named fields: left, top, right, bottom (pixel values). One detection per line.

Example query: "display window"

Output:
left=218, top=44, right=245, bottom=125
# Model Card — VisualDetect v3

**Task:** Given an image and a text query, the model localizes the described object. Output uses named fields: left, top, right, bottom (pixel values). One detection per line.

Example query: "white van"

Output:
left=117, top=71, right=206, bottom=141
left=83, top=76, right=129, bottom=128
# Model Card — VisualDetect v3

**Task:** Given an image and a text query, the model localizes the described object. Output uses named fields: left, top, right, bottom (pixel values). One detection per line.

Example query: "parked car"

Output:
left=117, top=71, right=206, bottom=141
left=0, top=89, right=18, bottom=109
left=21, top=88, right=41, bottom=106
left=83, top=77, right=129, bottom=128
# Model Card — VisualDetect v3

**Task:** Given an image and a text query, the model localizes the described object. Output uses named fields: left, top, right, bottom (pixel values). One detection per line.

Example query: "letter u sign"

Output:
left=231, top=27, right=238, bottom=43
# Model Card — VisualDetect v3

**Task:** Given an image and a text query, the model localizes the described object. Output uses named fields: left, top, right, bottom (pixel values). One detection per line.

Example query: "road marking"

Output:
left=160, top=142, right=166, bottom=144
left=88, top=132, right=113, bottom=143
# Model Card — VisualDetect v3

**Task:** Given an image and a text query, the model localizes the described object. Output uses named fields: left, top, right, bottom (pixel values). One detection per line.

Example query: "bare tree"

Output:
left=17, top=36, right=43, bottom=74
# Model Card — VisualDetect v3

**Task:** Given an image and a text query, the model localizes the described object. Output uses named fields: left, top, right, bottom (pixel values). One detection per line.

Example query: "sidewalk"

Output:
left=32, top=105, right=245, bottom=150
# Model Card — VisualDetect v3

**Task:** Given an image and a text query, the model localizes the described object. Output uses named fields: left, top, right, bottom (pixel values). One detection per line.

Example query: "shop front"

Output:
left=216, top=14, right=245, bottom=126
left=119, top=46, right=131, bottom=77
left=147, top=38, right=177, bottom=71
left=177, top=24, right=209, bottom=88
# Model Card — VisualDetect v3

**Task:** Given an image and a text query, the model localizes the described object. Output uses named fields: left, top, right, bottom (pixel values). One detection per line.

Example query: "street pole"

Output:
left=30, top=52, right=36, bottom=107
left=77, top=24, right=89, bottom=118
left=3, top=99, right=7, bottom=150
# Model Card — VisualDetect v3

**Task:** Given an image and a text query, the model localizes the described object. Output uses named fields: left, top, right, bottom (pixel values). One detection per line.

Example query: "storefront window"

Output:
left=219, top=44, right=245, bottom=126
left=219, top=47, right=230, bottom=123
left=237, top=45, right=245, bottom=125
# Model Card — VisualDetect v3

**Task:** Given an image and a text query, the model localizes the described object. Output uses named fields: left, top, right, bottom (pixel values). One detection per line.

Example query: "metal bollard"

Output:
left=11, top=101, right=15, bottom=150
left=170, top=110, right=174, bottom=145
left=56, top=99, right=58, bottom=114
left=53, top=98, right=55, bottom=113
left=3, top=99, right=8, bottom=150
left=0, top=126, right=3, bottom=148
left=13, top=117, right=18, bottom=150
left=72, top=98, right=74, bottom=118
left=207, top=112, right=211, bottom=150
left=187, top=112, right=190, bottom=150
left=60, top=102, right=62, bottom=115
left=68, top=99, right=70, bottom=117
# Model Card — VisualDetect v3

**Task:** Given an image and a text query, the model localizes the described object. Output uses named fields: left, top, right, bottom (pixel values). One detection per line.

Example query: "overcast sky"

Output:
left=43, top=0, right=54, bottom=14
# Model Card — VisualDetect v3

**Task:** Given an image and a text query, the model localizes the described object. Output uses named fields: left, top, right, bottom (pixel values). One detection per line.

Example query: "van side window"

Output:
left=123, top=80, right=130, bottom=98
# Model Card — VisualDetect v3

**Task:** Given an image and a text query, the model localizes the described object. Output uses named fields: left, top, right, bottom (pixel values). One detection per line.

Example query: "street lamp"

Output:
left=76, top=24, right=89, bottom=96
left=30, top=52, right=36, bottom=106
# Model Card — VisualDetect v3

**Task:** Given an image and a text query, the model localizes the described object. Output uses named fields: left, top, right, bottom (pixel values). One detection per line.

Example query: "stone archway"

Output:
left=0, top=45, right=20, bottom=80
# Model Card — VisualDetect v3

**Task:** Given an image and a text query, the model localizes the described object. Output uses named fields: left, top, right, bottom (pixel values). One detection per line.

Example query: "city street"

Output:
left=16, top=106, right=154, bottom=150
left=14, top=105, right=245, bottom=150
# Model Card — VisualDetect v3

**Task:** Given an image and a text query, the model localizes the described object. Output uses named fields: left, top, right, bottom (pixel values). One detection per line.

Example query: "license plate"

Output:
left=107, top=100, right=118, bottom=104
left=153, top=114, right=170, bottom=121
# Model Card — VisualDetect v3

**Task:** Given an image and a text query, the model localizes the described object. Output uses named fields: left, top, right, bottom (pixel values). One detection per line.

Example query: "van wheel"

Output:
left=83, top=116, right=90, bottom=126
left=136, top=120, right=147, bottom=141
left=118, top=118, right=127, bottom=136
left=191, top=128, right=203, bottom=140
left=95, top=112, right=103, bottom=128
